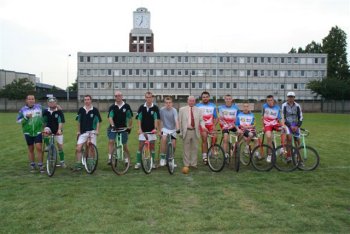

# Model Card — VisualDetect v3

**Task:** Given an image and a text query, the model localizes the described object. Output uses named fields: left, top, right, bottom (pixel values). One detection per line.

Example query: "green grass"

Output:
left=0, top=112, right=349, bottom=233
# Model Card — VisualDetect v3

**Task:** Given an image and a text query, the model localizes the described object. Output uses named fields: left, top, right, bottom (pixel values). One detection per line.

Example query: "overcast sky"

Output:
left=0, top=0, right=349, bottom=89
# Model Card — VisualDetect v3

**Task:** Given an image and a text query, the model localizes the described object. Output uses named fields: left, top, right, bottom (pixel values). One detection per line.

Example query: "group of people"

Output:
left=17, top=90, right=303, bottom=173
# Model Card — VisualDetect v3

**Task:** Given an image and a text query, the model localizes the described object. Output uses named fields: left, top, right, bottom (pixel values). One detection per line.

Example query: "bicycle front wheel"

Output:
left=251, top=144, right=275, bottom=172
left=207, top=144, right=225, bottom=172
left=141, top=143, right=152, bottom=174
left=84, top=143, right=98, bottom=174
left=111, top=146, right=130, bottom=175
left=166, top=143, right=175, bottom=175
left=46, top=144, right=57, bottom=177
left=238, top=141, right=251, bottom=166
left=274, top=145, right=300, bottom=172
left=298, top=145, right=320, bottom=171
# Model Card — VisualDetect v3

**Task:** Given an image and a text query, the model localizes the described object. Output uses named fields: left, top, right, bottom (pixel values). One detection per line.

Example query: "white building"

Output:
left=77, top=7, right=327, bottom=101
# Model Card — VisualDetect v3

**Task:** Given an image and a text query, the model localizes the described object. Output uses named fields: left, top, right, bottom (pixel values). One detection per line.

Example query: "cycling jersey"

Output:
left=281, top=101, right=303, bottom=127
left=17, top=104, right=43, bottom=137
left=76, top=106, right=102, bottom=134
left=43, top=108, right=65, bottom=134
left=236, top=112, right=255, bottom=130
left=196, top=102, right=217, bottom=126
left=218, top=104, right=239, bottom=130
left=262, top=103, right=281, bottom=126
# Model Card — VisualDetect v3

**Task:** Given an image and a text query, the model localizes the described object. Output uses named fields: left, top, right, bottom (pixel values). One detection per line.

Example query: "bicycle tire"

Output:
left=46, top=144, right=57, bottom=177
left=274, top=145, right=300, bottom=172
left=251, top=144, right=275, bottom=171
left=111, top=146, right=130, bottom=175
left=141, top=143, right=152, bottom=174
left=207, top=144, right=225, bottom=172
left=233, top=143, right=240, bottom=172
left=166, top=143, right=175, bottom=175
left=84, top=143, right=98, bottom=174
left=238, top=141, right=251, bottom=166
left=297, top=145, right=320, bottom=171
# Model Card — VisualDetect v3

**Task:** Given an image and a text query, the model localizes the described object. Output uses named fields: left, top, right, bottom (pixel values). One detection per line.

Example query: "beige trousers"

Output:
left=182, top=130, right=199, bottom=167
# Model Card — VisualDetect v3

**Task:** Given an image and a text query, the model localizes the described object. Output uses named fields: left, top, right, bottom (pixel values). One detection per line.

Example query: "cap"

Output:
left=287, top=92, right=295, bottom=97
left=48, top=97, right=57, bottom=102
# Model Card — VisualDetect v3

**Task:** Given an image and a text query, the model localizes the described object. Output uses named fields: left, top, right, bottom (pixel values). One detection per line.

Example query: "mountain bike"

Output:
left=110, top=128, right=130, bottom=175
left=207, top=130, right=225, bottom=172
left=44, top=132, right=57, bottom=177
left=294, top=128, right=320, bottom=171
left=81, top=131, right=98, bottom=174
left=141, top=130, right=157, bottom=174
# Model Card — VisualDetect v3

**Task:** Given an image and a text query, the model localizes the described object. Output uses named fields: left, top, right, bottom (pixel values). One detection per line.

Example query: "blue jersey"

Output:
left=262, top=103, right=281, bottom=126
left=236, top=112, right=255, bottom=130
left=218, top=104, right=239, bottom=129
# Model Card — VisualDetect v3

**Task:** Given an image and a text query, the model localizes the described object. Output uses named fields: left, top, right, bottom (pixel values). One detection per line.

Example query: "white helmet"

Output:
left=44, top=127, right=52, bottom=134
left=287, top=92, right=295, bottom=97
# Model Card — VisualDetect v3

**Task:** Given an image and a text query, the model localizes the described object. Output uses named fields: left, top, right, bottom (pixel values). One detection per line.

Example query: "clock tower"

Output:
left=129, top=7, right=154, bottom=52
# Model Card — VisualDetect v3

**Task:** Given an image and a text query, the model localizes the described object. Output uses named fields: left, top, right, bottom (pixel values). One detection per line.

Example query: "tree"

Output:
left=307, top=77, right=350, bottom=100
left=322, top=26, right=350, bottom=80
left=0, top=78, right=36, bottom=100
left=68, top=78, right=77, bottom=92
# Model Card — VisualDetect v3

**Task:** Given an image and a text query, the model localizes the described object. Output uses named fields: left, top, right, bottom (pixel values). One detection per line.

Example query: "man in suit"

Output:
left=179, top=96, right=207, bottom=168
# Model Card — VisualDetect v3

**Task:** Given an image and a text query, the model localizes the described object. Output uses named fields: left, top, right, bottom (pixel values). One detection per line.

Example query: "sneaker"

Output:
left=44, top=146, right=49, bottom=152
left=39, top=166, right=46, bottom=174
left=174, top=163, right=178, bottom=168
left=107, top=158, right=111, bottom=165
left=160, top=158, right=166, bottom=166
left=60, top=161, right=67, bottom=169
left=134, top=163, right=141, bottom=169
left=286, top=156, right=292, bottom=163
left=279, top=148, right=286, bottom=156
left=266, top=155, right=272, bottom=163
left=203, top=157, right=208, bottom=165
left=30, top=165, right=36, bottom=173
left=225, top=153, right=229, bottom=159
left=255, top=152, right=262, bottom=160
left=244, top=145, right=250, bottom=154
left=71, top=163, right=82, bottom=172
left=152, top=163, right=157, bottom=169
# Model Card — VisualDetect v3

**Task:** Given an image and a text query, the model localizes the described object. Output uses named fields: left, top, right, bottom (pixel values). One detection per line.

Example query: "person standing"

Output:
left=134, top=91, right=160, bottom=169
left=73, top=95, right=102, bottom=171
left=107, top=91, right=133, bottom=165
left=17, top=94, right=44, bottom=172
left=159, top=96, right=179, bottom=167
left=196, top=91, right=218, bottom=164
left=179, top=96, right=206, bottom=168
left=42, top=97, right=67, bottom=168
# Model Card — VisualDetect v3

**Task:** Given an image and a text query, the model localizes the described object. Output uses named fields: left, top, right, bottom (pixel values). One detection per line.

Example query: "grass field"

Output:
left=0, top=112, right=349, bottom=233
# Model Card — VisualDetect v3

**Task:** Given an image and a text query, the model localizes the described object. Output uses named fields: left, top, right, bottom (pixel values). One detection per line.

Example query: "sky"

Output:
left=0, top=0, right=349, bottom=89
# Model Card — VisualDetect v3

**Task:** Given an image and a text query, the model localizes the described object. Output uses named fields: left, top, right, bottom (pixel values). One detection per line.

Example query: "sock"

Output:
left=59, top=150, right=64, bottom=161
left=160, top=153, right=166, bottom=159
left=202, top=153, right=207, bottom=159
left=38, top=162, right=43, bottom=168
left=108, top=154, right=111, bottom=160
left=151, top=152, right=155, bottom=160
left=136, top=151, right=141, bottom=163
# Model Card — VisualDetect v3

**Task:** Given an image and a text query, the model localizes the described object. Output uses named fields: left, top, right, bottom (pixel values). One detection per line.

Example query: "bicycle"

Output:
left=294, top=128, right=320, bottom=171
left=163, top=130, right=178, bottom=175
left=80, top=131, right=99, bottom=174
left=207, top=130, right=226, bottom=172
left=110, top=128, right=130, bottom=175
left=220, top=130, right=241, bottom=172
left=237, top=130, right=260, bottom=167
left=44, top=132, right=58, bottom=177
left=141, top=130, right=157, bottom=174
left=250, top=131, right=276, bottom=172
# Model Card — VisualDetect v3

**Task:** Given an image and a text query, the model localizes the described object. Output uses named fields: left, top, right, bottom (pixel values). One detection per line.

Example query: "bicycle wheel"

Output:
left=141, top=143, right=152, bottom=174
left=166, top=143, right=175, bottom=175
left=233, top=143, right=240, bottom=172
left=251, top=144, right=275, bottom=171
left=84, top=143, right=98, bottom=174
left=274, top=145, right=300, bottom=172
left=298, top=145, right=320, bottom=171
left=111, top=146, right=130, bottom=175
left=46, top=144, right=57, bottom=177
left=207, top=144, right=225, bottom=172
left=239, top=141, right=251, bottom=166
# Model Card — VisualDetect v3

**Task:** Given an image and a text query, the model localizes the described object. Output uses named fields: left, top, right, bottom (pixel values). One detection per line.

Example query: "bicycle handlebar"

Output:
left=111, top=128, right=128, bottom=133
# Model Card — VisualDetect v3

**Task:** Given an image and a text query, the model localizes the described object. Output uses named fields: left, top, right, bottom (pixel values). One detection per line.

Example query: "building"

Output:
left=0, top=69, right=37, bottom=89
left=77, top=8, right=327, bottom=101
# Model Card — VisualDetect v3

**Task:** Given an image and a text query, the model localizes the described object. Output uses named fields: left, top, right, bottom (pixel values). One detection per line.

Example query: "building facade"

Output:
left=0, top=69, right=37, bottom=89
left=77, top=8, right=327, bottom=101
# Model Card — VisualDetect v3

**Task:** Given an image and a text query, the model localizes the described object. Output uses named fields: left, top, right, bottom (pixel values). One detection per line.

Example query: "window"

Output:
left=136, top=69, right=140, bottom=76
left=93, top=57, right=99, bottom=63
left=107, top=57, right=112, bottom=63
left=164, top=82, right=168, bottom=88
left=267, top=57, right=271, bottom=63
left=212, top=82, right=216, bottom=88
left=171, top=82, right=174, bottom=88
left=100, top=57, right=106, bottom=63
left=261, top=57, right=265, bottom=63
left=192, top=83, right=195, bottom=88
left=226, top=83, right=230, bottom=89
left=80, top=56, right=84, bottom=62
left=178, top=83, right=181, bottom=88
left=198, top=82, right=202, bottom=89
left=219, top=82, right=224, bottom=88
left=143, top=83, right=147, bottom=89
left=253, top=57, right=258, bottom=63
left=86, top=82, right=91, bottom=88
left=185, top=56, right=189, bottom=63
left=122, top=82, right=125, bottom=88
left=294, top=83, right=298, bottom=89
left=79, top=82, right=85, bottom=88
left=185, top=83, right=189, bottom=88
left=226, top=56, right=230, bottom=63
left=287, top=57, right=291, bottom=64
left=150, top=82, right=153, bottom=88
left=136, top=82, right=140, bottom=88
left=94, top=82, right=98, bottom=88
left=177, top=56, right=182, bottom=62
left=79, top=69, right=85, bottom=76
left=108, top=69, right=112, bottom=76
left=100, top=82, right=105, bottom=88
left=219, top=57, right=224, bottom=63
left=114, top=56, right=119, bottom=62
left=294, top=57, right=298, bottom=64
left=253, top=70, right=258, bottom=77
left=281, top=57, right=285, bottom=64
left=178, top=70, right=182, bottom=76
left=87, top=69, right=91, bottom=76
left=191, top=70, right=195, bottom=76
left=87, top=56, right=91, bottom=62
left=164, top=70, right=168, bottom=75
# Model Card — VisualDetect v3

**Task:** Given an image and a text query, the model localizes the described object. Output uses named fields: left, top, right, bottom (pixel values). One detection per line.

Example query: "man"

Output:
left=262, top=94, right=282, bottom=163
left=196, top=91, right=218, bottom=164
left=107, top=91, right=133, bottom=165
left=17, top=94, right=44, bottom=173
left=218, top=94, right=240, bottom=157
left=159, top=96, right=179, bottom=167
left=179, top=96, right=206, bottom=168
left=134, top=91, right=160, bottom=169
left=282, top=92, right=303, bottom=147
left=42, top=97, right=67, bottom=168
left=73, top=95, right=102, bottom=171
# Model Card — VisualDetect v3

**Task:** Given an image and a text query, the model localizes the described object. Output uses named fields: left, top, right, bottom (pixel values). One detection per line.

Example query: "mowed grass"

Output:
left=0, top=112, right=349, bottom=233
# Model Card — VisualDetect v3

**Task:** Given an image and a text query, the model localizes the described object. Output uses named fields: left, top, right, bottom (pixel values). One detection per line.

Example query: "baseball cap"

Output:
left=48, top=97, right=57, bottom=102
left=287, top=92, right=295, bottom=97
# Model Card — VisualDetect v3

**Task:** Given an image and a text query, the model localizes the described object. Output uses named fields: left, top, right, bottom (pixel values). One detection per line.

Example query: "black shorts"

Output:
left=222, top=127, right=237, bottom=134
left=24, top=134, right=43, bottom=146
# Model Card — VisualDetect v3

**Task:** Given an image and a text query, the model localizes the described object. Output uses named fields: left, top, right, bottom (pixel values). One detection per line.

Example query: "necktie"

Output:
left=190, top=107, right=195, bottom=128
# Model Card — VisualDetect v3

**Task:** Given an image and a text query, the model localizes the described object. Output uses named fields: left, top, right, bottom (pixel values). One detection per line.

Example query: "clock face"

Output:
left=134, top=14, right=149, bottom=28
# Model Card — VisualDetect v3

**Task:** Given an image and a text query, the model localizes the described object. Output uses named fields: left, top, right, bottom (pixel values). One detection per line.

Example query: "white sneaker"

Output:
left=152, top=163, right=156, bottom=169
left=255, top=152, right=261, bottom=159
left=225, top=153, right=229, bottom=159
left=160, top=158, right=166, bottom=166
left=134, top=163, right=141, bottom=169
left=125, top=158, right=129, bottom=164
left=266, top=155, right=272, bottom=163
left=279, top=148, right=286, bottom=156
left=244, top=145, right=250, bottom=154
